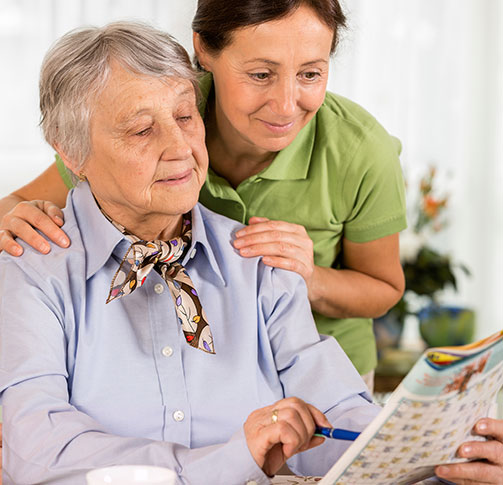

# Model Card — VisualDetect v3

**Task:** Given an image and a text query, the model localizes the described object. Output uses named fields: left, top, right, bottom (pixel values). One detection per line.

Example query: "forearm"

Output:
left=308, top=265, right=404, bottom=319
left=3, top=384, right=267, bottom=485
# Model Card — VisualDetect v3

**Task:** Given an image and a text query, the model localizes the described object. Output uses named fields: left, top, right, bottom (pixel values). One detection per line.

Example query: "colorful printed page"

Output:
left=318, top=330, right=503, bottom=485
left=271, top=476, right=446, bottom=484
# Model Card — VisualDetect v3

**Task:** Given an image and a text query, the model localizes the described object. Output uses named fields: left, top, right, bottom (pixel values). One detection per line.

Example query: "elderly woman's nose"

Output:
left=160, top=125, right=193, bottom=160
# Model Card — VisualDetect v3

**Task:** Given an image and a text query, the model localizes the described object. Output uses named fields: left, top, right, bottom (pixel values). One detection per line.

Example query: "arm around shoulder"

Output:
left=0, top=162, right=71, bottom=255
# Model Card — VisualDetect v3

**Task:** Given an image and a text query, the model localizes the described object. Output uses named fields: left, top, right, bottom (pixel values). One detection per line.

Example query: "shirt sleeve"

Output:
left=340, top=121, right=408, bottom=243
left=0, top=259, right=270, bottom=485
left=257, top=265, right=381, bottom=475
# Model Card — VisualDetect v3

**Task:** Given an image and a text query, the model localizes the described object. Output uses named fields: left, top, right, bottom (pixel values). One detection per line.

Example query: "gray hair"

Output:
left=39, top=21, right=198, bottom=171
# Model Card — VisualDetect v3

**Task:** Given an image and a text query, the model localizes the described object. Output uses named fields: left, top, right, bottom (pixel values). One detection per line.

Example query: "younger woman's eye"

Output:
left=249, top=72, right=270, bottom=81
left=301, top=71, right=321, bottom=81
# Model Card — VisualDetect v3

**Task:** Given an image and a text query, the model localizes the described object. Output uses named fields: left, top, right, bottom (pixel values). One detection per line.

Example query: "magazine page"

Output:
left=318, top=331, right=503, bottom=485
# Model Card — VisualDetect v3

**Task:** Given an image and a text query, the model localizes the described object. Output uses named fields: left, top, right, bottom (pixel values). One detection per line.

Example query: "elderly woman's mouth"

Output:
left=155, top=169, right=193, bottom=185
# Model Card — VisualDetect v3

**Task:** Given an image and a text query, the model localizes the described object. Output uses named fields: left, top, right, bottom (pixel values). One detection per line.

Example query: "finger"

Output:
left=236, top=239, right=310, bottom=261
left=435, top=461, right=501, bottom=484
left=236, top=219, right=305, bottom=238
left=25, top=207, right=70, bottom=248
left=300, top=435, right=326, bottom=453
left=43, top=201, right=65, bottom=227
left=474, top=418, right=503, bottom=442
left=0, top=230, right=24, bottom=256
left=307, top=403, right=332, bottom=428
left=4, top=218, right=51, bottom=254
left=248, top=216, right=269, bottom=225
left=234, top=228, right=308, bottom=251
left=255, top=410, right=304, bottom=459
left=457, top=439, right=503, bottom=464
left=274, top=398, right=328, bottom=446
left=262, top=255, right=311, bottom=280
left=16, top=209, right=69, bottom=248
left=297, top=404, right=332, bottom=452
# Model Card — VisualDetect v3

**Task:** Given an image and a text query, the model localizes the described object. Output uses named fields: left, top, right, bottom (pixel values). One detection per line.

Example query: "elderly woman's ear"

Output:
left=54, top=146, right=84, bottom=180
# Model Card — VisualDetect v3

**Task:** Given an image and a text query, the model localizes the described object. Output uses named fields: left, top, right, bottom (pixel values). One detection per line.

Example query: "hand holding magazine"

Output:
left=316, top=330, right=503, bottom=485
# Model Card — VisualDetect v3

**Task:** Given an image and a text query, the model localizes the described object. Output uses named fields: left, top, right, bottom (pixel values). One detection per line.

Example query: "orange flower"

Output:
left=423, top=196, right=440, bottom=218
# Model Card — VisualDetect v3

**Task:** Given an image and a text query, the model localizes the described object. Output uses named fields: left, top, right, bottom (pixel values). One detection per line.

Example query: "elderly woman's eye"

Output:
left=177, top=115, right=193, bottom=123
left=135, top=127, right=152, bottom=137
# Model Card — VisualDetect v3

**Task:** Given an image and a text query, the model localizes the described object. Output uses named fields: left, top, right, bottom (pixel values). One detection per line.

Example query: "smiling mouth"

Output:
left=259, top=119, right=295, bottom=134
left=156, top=169, right=193, bottom=185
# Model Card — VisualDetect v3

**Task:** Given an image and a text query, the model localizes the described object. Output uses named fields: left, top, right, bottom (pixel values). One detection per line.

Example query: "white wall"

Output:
left=1, top=0, right=501, bottom=337
left=0, top=0, right=197, bottom=193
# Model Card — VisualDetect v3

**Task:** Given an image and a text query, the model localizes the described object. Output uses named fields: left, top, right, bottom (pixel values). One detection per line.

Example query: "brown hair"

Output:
left=192, top=0, right=346, bottom=61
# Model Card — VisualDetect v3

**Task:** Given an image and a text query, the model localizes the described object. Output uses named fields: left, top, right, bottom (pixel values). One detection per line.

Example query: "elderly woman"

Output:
left=0, top=22, right=379, bottom=484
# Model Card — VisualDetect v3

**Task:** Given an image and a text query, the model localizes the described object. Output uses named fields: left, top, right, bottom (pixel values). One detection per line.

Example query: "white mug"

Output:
left=86, top=465, right=177, bottom=485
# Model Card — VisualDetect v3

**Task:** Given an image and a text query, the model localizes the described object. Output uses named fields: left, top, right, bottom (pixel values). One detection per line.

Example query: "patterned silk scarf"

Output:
left=105, top=213, right=215, bottom=354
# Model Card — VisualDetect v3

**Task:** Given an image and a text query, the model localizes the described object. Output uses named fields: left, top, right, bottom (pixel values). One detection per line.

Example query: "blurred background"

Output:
left=0, top=0, right=501, bottom=350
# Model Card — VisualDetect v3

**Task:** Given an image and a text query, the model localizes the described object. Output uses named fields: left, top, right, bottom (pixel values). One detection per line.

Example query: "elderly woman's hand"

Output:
left=435, top=418, right=503, bottom=484
left=234, top=216, right=315, bottom=286
left=244, top=397, right=331, bottom=477
left=0, top=200, right=69, bottom=256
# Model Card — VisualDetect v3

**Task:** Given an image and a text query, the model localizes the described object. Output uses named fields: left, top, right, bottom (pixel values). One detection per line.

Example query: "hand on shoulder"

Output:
left=0, top=199, right=68, bottom=256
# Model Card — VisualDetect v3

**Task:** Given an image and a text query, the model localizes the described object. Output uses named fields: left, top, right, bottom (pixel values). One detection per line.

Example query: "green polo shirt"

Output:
left=56, top=74, right=406, bottom=374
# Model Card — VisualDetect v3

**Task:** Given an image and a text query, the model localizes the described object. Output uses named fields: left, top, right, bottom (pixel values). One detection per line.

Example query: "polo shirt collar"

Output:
left=198, top=72, right=316, bottom=182
left=71, top=183, right=225, bottom=286
left=258, top=119, right=315, bottom=181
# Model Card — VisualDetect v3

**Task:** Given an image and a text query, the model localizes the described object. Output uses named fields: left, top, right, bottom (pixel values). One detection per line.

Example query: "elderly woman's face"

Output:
left=82, top=62, right=208, bottom=225
left=197, top=4, right=333, bottom=154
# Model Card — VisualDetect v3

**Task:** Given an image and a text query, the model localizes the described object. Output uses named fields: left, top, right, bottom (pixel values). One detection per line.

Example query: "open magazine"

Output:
left=316, top=330, right=503, bottom=485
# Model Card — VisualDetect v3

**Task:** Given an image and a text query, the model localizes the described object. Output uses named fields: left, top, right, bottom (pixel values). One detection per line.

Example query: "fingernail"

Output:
left=40, top=244, right=50, bottom=253
left=462, top=445, right=471, bottom=455
left=436, top=466, right=448, bottom=476
left=12, top=246, right=23, bottom=256
left=54, top=216, right=64, bottom=225
left=233, top=239, right=243, bottom=248
left=240, top=248, right=251, bottom=255
left=477, top=421, right=488, bottom=431
left=59, top=237, right=70, bottom=247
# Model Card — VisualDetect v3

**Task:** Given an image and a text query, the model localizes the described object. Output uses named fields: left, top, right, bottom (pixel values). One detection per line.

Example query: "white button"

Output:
left=173, top=410, right=185, bottom=422
left=154, top=283, right=164, bottom=294
left=190, top=248, right=197, bottom=259
left=161, top=346, right=173, bottom=357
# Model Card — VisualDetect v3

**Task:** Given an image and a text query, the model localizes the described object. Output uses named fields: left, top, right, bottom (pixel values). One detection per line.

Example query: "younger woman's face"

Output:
left=195, top=5, right=333, bottom=155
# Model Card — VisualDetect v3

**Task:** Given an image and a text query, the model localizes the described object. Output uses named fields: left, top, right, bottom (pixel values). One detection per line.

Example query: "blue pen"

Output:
left=314, top=426, right=360, bottom=441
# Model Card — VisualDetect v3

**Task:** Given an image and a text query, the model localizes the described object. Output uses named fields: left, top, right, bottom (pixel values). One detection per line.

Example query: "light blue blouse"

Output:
left=0, top=182, right=379, bottom=485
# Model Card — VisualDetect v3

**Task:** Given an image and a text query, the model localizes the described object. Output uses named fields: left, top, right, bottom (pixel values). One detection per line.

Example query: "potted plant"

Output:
left=374, top=166, right=472, bottom=350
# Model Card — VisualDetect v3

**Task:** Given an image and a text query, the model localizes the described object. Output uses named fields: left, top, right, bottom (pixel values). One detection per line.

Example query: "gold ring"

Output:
left=271, top=408, right=279, bottom=424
